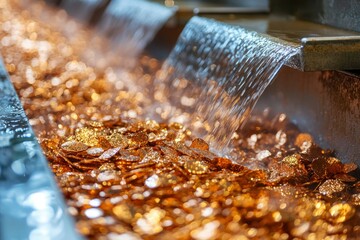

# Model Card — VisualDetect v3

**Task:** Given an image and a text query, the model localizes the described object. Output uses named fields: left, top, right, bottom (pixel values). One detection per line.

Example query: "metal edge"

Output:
left=0, top=58, right=82, bottom=240
left=301, top=36, right=360, bottom=71
left=193, top=7, right=269, bottom=14
left=198, top=13, right=360, bottom=72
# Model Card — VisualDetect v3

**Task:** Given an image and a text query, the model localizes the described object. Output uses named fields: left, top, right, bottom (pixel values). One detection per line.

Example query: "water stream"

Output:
left=97, top=0, right=175, bottom=58
left=60, top=0, right=105, bottom=23
left=156, top=17, right=299, bottom=154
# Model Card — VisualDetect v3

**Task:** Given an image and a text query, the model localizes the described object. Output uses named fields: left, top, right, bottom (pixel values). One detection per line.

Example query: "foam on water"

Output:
left=97, top=0, right=175, bottom=58
left=157, top=17, right=299, bottom=154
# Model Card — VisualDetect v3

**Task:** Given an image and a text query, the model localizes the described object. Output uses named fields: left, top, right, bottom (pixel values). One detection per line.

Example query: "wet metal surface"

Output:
left=271, top=0, right=360, bottom=33
left=256, top=67, right=360, bottom=165
left=150, top=0, right=269, bottom=26
left=206, top=15, right=360, bottom=71
left=0, top=60, right=81, bottom=240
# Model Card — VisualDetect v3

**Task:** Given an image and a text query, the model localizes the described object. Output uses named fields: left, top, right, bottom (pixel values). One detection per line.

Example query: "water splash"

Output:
left=97, top=0, right=175, bottom=58
left=157, top=17, right=299, bottom=154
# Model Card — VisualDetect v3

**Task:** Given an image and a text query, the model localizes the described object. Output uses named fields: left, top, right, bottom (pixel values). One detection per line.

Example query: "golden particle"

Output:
left=98, top=162, right=116, bottom=171
left=113, top=204, right=134, bottom=223
left=291, top=222, right=310, bottom=237
left=328, top=203, right=355, bottom=223
left=184, top=158, right=209, bottom=175
left=191, top=221, right=220, bottom=240
left=86, top=147, right=105, bottom=156
left=61, top=140, right=88, bottom=152
left=147, top=132, right=157, bottom=142
left=144, top=119, right=160, bottom=131
left=272, top=211, right=282, bottom=222
left=75, top=127, right=100, bottom=146
left=313, top=201, right=326, bottom=217
left=86, top=120, right=104, bottom=128
left=294, top=133, right=313, bottom=148
left=343, top=162, right=358, bottom=173
left=106, top=133, right=128, bottom=148
left=282, top=154, right=300, bottom=166
left=214, top=157, right=232, bottom=169
left=190, top=138, right=209, bottom=151
left=319, top=179, right=346, bottom=197
left=145, top=174, right=161, bottom=189
left=127, top=132, right=148, bottom=148
left=135, top=208, right=165, bottom=235
left=99, top=147, right=120, bottom=160
left=351, top=193, right=360, bottom=205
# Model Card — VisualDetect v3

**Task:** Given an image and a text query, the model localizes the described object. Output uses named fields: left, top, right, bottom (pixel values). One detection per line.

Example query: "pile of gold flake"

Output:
left=0, top=0, right=359, bottom=239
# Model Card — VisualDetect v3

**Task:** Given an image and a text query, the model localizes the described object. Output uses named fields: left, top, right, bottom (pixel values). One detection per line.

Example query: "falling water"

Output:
left=97, top=0, right=175, bottom=58
left=157, top=17, right=299, bottom=154
left=60, top=0, right=106, bottom=23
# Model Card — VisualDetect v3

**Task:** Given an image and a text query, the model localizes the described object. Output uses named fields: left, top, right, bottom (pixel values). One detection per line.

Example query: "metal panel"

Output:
left=206, top=15, right=360, bottom=71
left=271, top=0, right=360, bottom=33
left=255, top=66, right=360, bottom=165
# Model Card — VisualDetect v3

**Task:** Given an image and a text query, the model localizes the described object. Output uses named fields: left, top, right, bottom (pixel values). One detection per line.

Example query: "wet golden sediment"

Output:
left=1, top=1, right=360, bottom=239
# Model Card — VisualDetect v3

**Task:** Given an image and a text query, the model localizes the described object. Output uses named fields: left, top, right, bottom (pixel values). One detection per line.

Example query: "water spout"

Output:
left=97, top=0, right=175, bottom=58
left=156, top=16, right=299, bottom=155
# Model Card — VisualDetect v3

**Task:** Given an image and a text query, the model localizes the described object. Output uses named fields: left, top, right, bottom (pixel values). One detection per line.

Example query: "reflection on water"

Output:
left=0, top=61, right=81, bottom=240
left=157, top=17, right=299, bottom=156
left=97, top=0, right=175, bottom=57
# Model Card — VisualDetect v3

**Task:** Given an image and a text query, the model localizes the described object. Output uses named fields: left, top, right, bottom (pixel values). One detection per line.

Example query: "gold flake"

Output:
left=190, top=138, right=209, bottom=151
left=328, top=203, right=355, bottom=223
left=61, top=140, right=88, bottom=152
left=106, top=133, right=128, bottom=148
left=113, top=204, right=134, bottom=223
left=75, top=127, right=100, bottom=146
left=184, top=158, right=209, bottom=175
left=282, top=154, right=300, bottom=166
left=86, top=147, right=104, bottom=156
left=319, top=179, right=346, bottom=197
left=86, top=121, right=104, bottom=128
left=99, top=147, right=120, bottom=160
